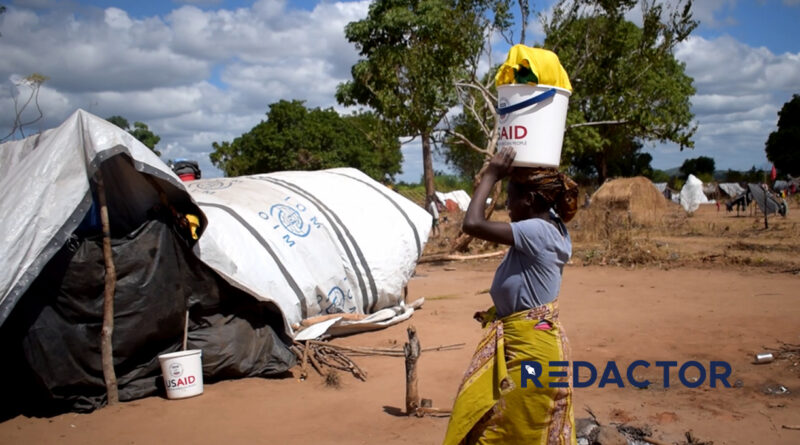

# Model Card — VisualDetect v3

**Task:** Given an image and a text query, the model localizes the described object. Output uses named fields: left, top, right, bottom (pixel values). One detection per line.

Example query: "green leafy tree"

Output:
left=106, top=115, right=161, bottom=156
left=336, top=0, right=498, bottom=209
left=679, top=156, right=715, bottom=179
left=106, top=115, right=129, bottom=130
left=724, top=166, right=763, bottom=183
left=209, top=100, right=402, bottom=182
left=765, top=94, right=800, bottom=176
left=546, top=0, right=697, bottom=183
left=648, top=169, right=671, bottom=183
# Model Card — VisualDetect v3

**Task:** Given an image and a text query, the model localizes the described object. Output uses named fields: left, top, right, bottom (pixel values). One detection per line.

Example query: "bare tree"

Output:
left=2, top=73, right=48, bottom=142
left=440, top=1, right=529, bottom=252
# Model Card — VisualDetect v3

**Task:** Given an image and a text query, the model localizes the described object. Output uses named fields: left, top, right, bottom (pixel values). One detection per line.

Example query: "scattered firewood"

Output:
left=415, top=406, right=451, bottom=418
left=292, top=341, right=368, bottom=382
left=306, top=340, right=464, bottom=357
left=681, top=430, right=713, bottom=445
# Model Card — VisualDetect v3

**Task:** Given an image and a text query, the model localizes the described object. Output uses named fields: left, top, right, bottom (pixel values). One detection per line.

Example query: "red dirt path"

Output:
left=1, top=262, right=798, bottom=445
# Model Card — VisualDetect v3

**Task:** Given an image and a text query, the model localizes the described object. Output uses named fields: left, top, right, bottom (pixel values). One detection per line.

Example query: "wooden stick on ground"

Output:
left=418, top=250, right=507, bottom=264
left=96, top=171, right=119, bottom=406
left=404, top=326, right=421, bottom=415
left=305, top=340, right=464, bottom=357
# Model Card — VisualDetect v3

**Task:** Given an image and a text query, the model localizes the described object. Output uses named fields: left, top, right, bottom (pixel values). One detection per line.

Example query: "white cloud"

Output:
left=2, top=0, right=796, bottom=180
left=0, top=1, right=372, bottom=178
left=649, top=34, right=799, bottom=171
left=684, top=0, right=737, bottom=28
left=677, top=35, right=800, bottom=95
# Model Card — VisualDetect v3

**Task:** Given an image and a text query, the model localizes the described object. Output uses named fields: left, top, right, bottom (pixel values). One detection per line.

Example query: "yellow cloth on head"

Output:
left=495, top=45, right=572, bottom=91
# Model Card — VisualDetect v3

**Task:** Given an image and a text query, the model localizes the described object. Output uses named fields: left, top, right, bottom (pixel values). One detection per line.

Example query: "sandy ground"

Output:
left=1, top=260, right=798, bottom=445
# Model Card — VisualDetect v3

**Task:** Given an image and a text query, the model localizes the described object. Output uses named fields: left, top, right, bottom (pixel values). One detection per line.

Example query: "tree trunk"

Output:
left=96, top=171, right=119, bottom=405
left=404, top=326, right=421, bottom=415
left=422, top=132, right=436, bottom=211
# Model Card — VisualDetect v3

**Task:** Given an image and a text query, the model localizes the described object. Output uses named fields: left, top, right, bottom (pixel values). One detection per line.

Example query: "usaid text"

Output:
left=498, top=125, right=528, bottom=142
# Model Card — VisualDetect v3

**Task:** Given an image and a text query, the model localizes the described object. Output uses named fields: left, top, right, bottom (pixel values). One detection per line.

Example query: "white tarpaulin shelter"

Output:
left=679, top=174, right=709, bottom=213
left=186, top=169, right=432, bottom=337
left=435, top=190, right=471, bottom=211
left=0, top=109, right=432, bottom=339
left=0, top=109, right=191, bottom=324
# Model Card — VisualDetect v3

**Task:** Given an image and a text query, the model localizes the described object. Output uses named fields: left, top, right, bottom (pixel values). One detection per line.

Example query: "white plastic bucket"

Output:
left=496, top=84, right=571, bottom=168
left=159, top=349, right=203, bottom=399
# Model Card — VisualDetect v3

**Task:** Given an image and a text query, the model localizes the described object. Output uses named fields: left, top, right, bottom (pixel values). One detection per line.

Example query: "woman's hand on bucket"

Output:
left=486, top=147, right=515, bottom=181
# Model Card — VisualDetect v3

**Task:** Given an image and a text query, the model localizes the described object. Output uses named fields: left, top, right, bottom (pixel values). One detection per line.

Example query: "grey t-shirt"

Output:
left=489, top=214, right=572, bottom=317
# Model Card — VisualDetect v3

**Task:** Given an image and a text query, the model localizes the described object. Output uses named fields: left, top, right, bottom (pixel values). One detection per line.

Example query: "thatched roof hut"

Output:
left=589, top=176, right=667, bottom=225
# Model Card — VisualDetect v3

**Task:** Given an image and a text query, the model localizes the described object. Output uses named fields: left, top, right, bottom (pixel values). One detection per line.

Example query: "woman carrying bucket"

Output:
left=442, top=147, right=578, bottom=445
left=443, top=45, right=578, bottom=445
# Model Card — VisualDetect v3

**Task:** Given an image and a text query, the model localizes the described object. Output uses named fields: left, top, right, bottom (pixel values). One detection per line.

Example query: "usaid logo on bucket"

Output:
left=169, top=362, right=184, bottom=378
left=498, top=97, right=511, bottom=123
left=159, top=350, right=203, bottom=398
left=496, top=92, right=530, bottom=147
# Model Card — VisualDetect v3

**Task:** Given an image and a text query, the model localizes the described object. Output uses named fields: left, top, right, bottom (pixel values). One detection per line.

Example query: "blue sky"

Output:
left=1, top=0, right=799, bottom=182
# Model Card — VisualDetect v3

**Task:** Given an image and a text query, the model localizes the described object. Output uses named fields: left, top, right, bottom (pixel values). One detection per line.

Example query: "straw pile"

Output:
left=588, top=176, right=667, bottom=226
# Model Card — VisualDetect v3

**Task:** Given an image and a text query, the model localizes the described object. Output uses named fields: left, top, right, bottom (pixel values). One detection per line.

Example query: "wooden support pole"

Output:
left=404, top=325, right=420, bottom=415
left=96, top=171, right=119, bottom=405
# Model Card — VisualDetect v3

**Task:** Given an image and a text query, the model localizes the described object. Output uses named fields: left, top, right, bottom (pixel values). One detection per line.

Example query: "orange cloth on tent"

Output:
left=495, top=45, right=572, bottom=91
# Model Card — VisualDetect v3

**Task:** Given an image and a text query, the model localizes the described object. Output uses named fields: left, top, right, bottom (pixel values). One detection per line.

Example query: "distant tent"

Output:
left=435, top=190, right=471, bottom=212
left=718, top=183, right=746, bottom=198
left=590, top=176, right=667, bottom=225
left=747, top=184, right=784, bottom=215
left=653, top=182, right=678, bottom=201
left=773, top=180, right=789, bottom=192
left=679, top=174, right=708, bottom=212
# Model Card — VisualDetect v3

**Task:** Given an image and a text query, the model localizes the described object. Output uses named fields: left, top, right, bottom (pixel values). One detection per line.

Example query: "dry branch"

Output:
left=294, top=341, right=368, bottom=381
left=418, top=250, right=507, bottom=264
left=96, top=171, right=119, bottom=406
left=305, top=340, right=463, bottom=357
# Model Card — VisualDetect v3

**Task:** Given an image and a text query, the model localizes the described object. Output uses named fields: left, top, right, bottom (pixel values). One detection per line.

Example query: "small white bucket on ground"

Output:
left=159, top=349, right=203, bottom=399
left=496, top=84, right=571, bottom=168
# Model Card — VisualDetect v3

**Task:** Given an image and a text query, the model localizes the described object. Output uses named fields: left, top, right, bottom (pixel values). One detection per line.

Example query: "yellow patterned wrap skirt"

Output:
left=443, top=301, right=576, bottom=445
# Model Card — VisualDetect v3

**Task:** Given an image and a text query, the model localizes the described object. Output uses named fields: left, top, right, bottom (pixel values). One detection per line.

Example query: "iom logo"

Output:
left=270, top=203, right=310, bottom=237
left=190, top=179, right=237, bottom=194
left=258, top=196, right=322, bottom=248
left=317, top=281, right=358, bottom=314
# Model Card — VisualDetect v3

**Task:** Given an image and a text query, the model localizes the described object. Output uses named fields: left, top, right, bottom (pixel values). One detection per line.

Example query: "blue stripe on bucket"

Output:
left=496, top=87, right=556, bottom=115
